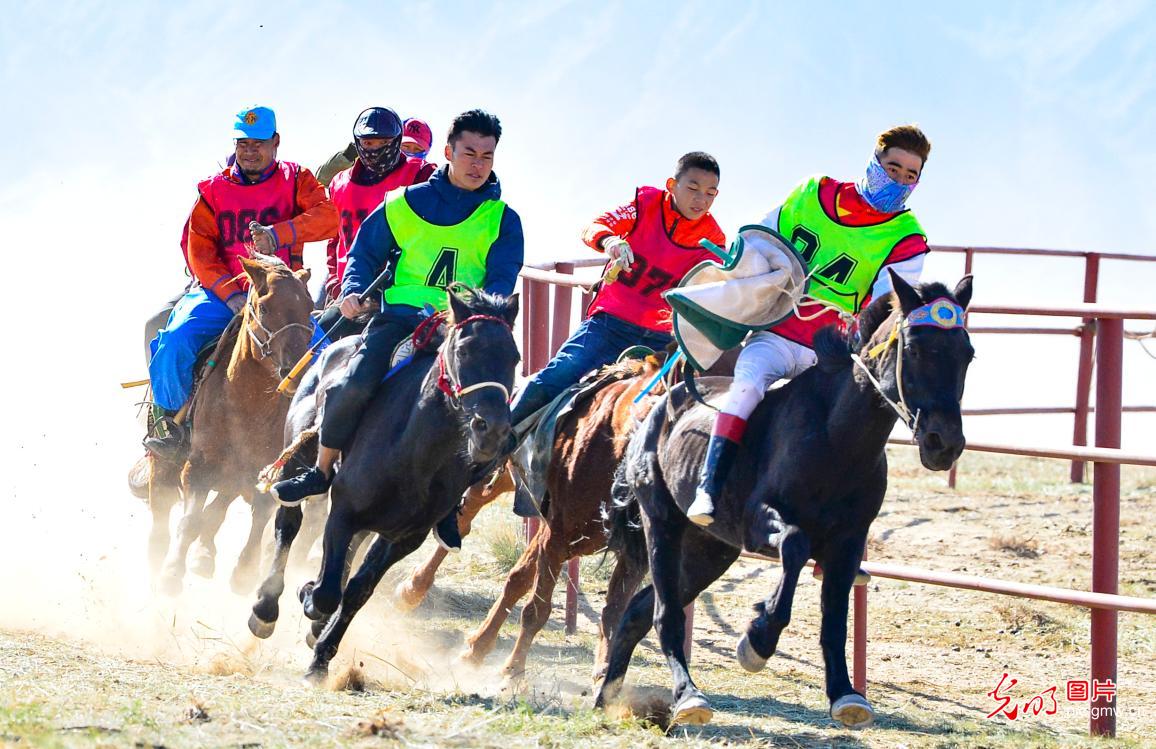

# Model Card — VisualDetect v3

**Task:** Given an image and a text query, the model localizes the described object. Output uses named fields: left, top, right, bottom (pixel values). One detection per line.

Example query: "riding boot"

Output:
left=270, top=466, right=332, bottom=506
left=433, top=504, right=463, bottom=553
left=687, top=413, right=747, bottom=527
left=143, top=410, right=189, bottom=465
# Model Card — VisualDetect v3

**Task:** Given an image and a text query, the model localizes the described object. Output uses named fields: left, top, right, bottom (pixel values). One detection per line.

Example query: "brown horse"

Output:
left=449, top=355, right=667, bottom=679
left=153, top=256, right=314, bottom=596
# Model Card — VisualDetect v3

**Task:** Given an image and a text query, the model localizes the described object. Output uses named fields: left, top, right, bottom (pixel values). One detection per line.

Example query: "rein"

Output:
left=849, top=296, right=965, bottom=437
left=245, top=296, right=313, bottom=360
left=432, top=313, right=513, bottom=408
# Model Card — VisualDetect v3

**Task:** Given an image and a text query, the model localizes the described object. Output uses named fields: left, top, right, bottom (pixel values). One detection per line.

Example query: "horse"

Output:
left=594, top=272, right=974, bottom=729
left=247, top=287, right=521, bottom=683
left=153, top=255, right=315, bottom=596
left=455, top=354, right=665, bottom=680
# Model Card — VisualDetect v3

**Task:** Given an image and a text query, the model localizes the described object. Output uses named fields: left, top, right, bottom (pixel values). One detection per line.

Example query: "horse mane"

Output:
left=812, top=280, right=961, bottom=371
left=449, top=287, right=519, bottom=323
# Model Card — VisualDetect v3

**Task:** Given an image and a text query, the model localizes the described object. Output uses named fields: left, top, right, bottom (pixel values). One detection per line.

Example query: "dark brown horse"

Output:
left=154, top=256, right=314, bottom=595
left=435, top=355, right=659, bottom=679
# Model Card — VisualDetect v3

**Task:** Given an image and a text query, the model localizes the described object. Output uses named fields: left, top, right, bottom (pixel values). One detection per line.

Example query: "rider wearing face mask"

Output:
left=685, top=124, right=932, bottom=527
left=324, top=107, right=437, bottom=304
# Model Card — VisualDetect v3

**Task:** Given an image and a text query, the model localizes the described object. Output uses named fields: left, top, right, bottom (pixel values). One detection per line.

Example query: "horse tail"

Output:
left=603, top=457, right=647, bottom=573
left=256, top=428, right=318, bottom=493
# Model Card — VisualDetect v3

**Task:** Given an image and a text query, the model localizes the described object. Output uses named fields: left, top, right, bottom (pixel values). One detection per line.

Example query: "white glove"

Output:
left=249, top=221, right=276, bottom=254
left=602, top=237, right=634, bottom=281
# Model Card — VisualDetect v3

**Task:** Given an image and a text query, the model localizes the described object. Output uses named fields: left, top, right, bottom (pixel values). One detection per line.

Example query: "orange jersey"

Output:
left=184, top=162, right=337, bottom=302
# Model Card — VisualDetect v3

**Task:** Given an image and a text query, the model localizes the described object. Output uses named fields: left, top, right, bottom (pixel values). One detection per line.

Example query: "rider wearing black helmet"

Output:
left=322, top=107, right=436, bottom=304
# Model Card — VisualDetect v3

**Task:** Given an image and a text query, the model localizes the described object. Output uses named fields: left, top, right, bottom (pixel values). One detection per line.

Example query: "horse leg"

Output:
left=500, top=524, right=569, bottom=677
left=299, top=509, right=355, bottom=621
left=249, top=503, right=304, bottom=638
left=593, top=549, right=648, bottom=683
left=818, top=531, right=874, bottom=729
left=396, top=470, right=510, bottom=610
left=460, top=522, right=543, bottom=665
left=147, top=479, right=179, bottom=575
left=305, top=533, right=424, bottom=684
left=593, top=583, right=655, bottom=709
left=736, top=524, right=811, bottom=672
left=287, top=497, right=327, bottom=570
left=189, top=490, right=230, bottom=579
left=157, top=480, right=207, bottom=596
left=230, top=492, right=274, bottom=595
left=306, top=530, right=370, bottom=649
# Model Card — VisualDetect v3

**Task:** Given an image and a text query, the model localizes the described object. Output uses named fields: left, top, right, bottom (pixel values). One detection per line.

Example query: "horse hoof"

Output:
left=735, top=633, right=768, bottom=673
left=297, top=580, right=315, bottom=604
left=303, top=665, right=328, bottom=687
left=189, top=554, right=215, bottom=579
left=248, top=612, right=276, bottom=639
left=830, top=693, right=875, bottom=729
left=671, top=689, right=713, bottom=726
left=392, top=581, right=423, bottom=612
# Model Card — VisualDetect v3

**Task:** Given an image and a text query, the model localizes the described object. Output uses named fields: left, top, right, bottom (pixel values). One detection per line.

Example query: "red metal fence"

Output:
left=515, top=246, right=1156, bottom=738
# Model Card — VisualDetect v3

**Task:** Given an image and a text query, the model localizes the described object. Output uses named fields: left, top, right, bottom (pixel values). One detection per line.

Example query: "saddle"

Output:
left=510, top=347, right=658, bottom=517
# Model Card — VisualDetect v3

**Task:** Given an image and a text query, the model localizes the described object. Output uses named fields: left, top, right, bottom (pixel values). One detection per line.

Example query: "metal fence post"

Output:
left=853, top=548, right=868, bottom=695
left=1072, top=254, right=1100, bottom=483
left=1090, top=315, right=1121, bottom=737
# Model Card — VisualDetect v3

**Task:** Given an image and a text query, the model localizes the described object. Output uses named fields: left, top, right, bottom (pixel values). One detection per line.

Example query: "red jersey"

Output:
left=585, top=186, right=725, bottom=333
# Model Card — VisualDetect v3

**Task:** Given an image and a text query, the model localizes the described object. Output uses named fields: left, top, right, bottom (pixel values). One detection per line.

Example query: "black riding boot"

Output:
left=688, top=431, right=744, bottom=527
left=433, top=506, right=463, bottom=553
left=143, top=411, right=189, bottom=465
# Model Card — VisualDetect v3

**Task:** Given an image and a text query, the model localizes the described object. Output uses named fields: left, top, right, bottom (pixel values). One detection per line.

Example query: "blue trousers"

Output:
left=509, top=312, right=672, bottom=425
left=148, top=287, right=327, bottom=411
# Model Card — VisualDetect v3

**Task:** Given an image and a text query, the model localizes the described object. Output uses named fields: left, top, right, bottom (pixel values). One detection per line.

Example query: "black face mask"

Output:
left=355, top=136, right=402, bottom=181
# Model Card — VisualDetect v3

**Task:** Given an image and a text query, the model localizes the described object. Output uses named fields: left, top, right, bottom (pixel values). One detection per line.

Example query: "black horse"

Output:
left=596, top=272, right=974, bottom=728
left=247, top=287, right=520, bottom=682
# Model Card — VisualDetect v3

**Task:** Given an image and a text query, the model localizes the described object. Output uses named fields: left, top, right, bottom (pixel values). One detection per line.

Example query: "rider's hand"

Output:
left=249, top=222, right=276, bottom=254
left=602, top=237, right=634, bottom=281
left=226, top=294, right=245, bottom=315
left=339, top=293, right=375, bottom=320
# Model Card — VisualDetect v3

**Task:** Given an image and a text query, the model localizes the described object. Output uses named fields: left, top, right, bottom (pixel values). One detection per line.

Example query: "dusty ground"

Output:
left=2, top=449, right=1154, bottom=748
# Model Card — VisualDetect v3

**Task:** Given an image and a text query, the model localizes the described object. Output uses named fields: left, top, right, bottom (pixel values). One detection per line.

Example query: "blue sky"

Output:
left=2, top=0, right=1155, bottom=450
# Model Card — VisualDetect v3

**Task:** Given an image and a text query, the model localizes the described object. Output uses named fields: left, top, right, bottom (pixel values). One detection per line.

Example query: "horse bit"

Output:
left=434, top=313, right=513, bottom=409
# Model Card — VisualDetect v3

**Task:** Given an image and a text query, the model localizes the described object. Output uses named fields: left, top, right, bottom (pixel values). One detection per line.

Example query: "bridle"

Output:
left=245, top=295, right=313, bottom=360
left=849, top=297, right=966, bottom=437
left=419, top=312, right=513, bottom=409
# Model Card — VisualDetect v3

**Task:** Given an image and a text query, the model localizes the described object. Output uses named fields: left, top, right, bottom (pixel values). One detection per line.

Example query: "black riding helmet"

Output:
left=352, top=106, right=403, bottom=180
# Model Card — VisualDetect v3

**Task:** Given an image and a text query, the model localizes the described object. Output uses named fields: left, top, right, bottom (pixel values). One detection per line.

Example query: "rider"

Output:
left=686, top=124, right=933, bottom=526
left=144, top=105, right=338, bottom=462
left=270, top=109, right=524, bottom=551
left=507, top=152, right=725, bottom=430
left=324, top=107, right=437, bottom=305
left=400, top=117, right=434, bottom=160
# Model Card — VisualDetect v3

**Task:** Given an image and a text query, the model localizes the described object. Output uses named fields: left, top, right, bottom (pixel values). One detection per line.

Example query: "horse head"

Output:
left=238, top=255, right=314, bottom=382
left=441, top=286, right=521, bottom=463
left=862, top=271, right=975, bottom=471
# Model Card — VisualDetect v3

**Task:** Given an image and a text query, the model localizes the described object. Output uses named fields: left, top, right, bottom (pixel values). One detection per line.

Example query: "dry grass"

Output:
left=989, top=533, right=1042, bottom=559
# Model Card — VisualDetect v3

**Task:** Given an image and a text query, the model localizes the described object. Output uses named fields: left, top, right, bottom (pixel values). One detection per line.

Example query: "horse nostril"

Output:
left=471, top=416, right=489, bottom=433
left=924, top=431, right=945, bottom=452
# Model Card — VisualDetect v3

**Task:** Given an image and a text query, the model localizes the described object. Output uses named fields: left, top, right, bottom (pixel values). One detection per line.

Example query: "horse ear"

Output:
left=447, top=289, right=472, bottom=326
left=501, top=293, right=520, bottom=327
left=888, top=268, right=922, bottom=315
left=295, top=268, right=311, bottom=285
left=240, top=256, right=268, bottom=293
left=952, top=274, right=973, bottom=311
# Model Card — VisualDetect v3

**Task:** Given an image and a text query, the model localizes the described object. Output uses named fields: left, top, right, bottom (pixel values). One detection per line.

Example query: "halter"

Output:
left=245, top=296, right=313, bottom=360
left=433, top=312, right=514, bottom=408
left=849, top=297, right=965, bottom=436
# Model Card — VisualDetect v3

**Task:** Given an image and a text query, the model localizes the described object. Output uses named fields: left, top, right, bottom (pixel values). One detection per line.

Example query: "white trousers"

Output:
left=720, top=330, right=817, bottom=420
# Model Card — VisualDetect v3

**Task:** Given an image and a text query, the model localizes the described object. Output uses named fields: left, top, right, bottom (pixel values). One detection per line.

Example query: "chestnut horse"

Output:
left=153, top=256, right=314, bottom=595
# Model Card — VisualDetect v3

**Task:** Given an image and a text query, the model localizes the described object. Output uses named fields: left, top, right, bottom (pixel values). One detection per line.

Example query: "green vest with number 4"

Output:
left=777, top=177, right=923, bottom=314
left=382, top=187, right=505, bottom=310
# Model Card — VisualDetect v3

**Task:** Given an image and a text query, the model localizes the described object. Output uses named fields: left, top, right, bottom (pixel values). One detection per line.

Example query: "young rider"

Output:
left=686, top=124, right=933, bottom=526
left=508, top=152, right=725, bottom=427
left=270, top=109, right=524, bottom=551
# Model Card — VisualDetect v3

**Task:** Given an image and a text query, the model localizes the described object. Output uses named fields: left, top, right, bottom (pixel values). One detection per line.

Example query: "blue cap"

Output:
left=233, top=106, right=277, bottom=140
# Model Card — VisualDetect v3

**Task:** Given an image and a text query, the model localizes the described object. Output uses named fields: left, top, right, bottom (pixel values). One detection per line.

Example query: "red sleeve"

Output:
left=582, top=194, right=638, bottom=251
left=414, top=162, right=437, bottom=183
left=886, top=233, right=929, bottom=264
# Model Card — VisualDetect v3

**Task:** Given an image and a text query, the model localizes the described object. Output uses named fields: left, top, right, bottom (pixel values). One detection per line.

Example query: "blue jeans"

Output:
left=509, top=312, right=672, bottom=425
left=149, top=287, right=327, bottom=411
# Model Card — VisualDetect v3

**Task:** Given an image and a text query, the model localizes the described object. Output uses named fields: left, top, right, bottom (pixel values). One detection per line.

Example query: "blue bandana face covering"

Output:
left=858, top=156, right=917, bottom=213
